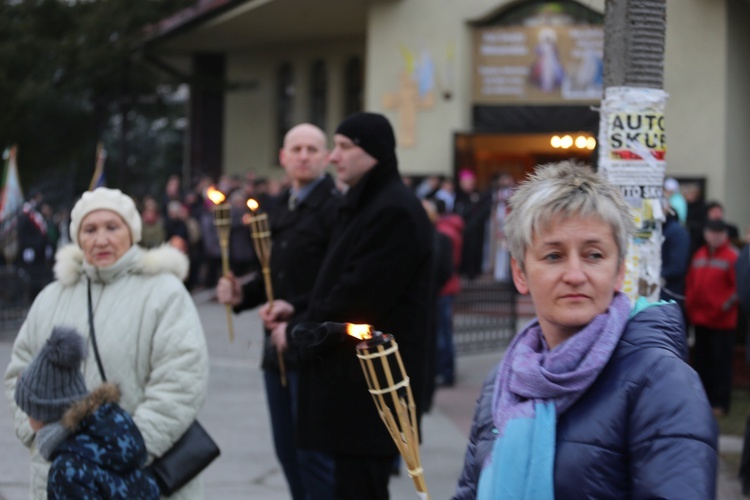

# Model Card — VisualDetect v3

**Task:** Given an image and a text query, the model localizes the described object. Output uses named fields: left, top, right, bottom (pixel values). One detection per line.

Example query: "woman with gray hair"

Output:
left=5, top=187, right=209, bottom=499
left=454, top=162, right=717, bottom=499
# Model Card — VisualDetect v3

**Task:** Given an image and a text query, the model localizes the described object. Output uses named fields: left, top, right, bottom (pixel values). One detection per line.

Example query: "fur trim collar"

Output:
left=61, top=383, right=121, bottom=431
left=54, top=244, right=189, bottom=286
left=139, top=244, right=190, bottom=280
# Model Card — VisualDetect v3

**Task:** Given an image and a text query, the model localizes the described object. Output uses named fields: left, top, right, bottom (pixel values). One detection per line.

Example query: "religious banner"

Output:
left=597, top=86, right=669, bottom=303
left=472, top=24, right=603, bottom=105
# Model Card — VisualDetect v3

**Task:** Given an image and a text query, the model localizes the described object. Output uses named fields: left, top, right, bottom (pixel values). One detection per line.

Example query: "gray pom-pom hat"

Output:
left=15, top=327, right=89, bottom=423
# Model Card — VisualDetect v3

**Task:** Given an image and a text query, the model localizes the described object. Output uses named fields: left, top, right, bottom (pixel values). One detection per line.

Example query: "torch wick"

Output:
left=365, top=330, right=387, bottom=346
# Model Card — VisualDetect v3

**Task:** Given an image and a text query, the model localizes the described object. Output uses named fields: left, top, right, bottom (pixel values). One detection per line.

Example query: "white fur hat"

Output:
left=69, top=187, right=142, bottom=245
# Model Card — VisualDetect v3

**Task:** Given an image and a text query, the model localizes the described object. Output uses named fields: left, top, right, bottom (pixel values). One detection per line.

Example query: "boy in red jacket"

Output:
left=686, top=218, right=739, bottom=416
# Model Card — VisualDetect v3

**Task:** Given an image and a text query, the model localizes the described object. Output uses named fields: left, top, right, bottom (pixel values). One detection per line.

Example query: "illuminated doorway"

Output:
left=453, top=131, right=597, bottom=188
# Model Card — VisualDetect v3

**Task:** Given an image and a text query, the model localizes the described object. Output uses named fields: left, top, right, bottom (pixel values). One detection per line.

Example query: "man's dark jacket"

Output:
left=236, top=174, right=341, bottom=372
left=453, top=303, right=718, bottom=499
left=294, top=159, right=433, bottom=457
left=737, top=244, right=750, bottom=314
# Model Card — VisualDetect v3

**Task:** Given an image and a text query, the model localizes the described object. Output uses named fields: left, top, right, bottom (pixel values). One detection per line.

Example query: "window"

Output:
left=310, top=59, right=327, bottom=130
left=344, top=57, right=363, bottom=116
left=276, top=62, right=295, bottom=152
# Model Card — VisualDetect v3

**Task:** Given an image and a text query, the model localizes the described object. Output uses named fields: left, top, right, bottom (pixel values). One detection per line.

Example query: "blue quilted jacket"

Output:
left=47, top=384, right=159, bottom=499
left=454, top=302, right=718, bottom=499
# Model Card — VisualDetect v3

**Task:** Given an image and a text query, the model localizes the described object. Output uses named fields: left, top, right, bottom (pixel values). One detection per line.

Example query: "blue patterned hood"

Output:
left=48, top=383, right=158, bottom=499
left=55, top=388, right=147, bottom=472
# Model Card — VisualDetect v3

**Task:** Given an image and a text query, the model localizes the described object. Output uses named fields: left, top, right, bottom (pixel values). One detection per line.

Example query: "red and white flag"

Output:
left=0, top=146, right=24, bottom=221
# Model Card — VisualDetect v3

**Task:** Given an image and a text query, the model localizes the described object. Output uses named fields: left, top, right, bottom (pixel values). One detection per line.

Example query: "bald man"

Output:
left=218, top=123, right=340, bottom=499
left=262, top=113, right=433, bottom=499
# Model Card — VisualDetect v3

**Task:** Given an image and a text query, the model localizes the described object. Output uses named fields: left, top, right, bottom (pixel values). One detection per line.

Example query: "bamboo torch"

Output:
left=207, top=186, right=235, bottom=343
left=348, top=324, right=430, bottom=499
left=245, top=198, right=287, bottom=387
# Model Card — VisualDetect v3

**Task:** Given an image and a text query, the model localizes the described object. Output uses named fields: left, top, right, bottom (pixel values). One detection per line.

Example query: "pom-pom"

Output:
left=43, top=327, right=88, bottom=369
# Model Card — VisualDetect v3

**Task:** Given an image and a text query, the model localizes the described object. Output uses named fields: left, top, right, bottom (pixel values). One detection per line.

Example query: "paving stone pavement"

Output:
left=0, top=293, right=745, bottom=499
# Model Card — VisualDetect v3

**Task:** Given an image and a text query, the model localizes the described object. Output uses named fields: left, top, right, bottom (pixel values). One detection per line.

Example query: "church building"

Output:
left=143, top=0, right=750, bottom=230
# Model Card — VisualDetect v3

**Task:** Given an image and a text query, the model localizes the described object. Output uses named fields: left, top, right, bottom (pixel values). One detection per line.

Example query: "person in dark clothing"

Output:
left=421, top=198, right=454, bottom=411
left=17, top=192, right=51, bottom=297
left=454, top=162, right=716, bottom=499
left=736, top=243, right=750, bottom=494
left=434, top=201, right=464, bottom=388
left=217, top=123, right=340, bottom=500
left=199, top=201, right=223, bottom=288
left=161, top=174, right=182, bottom=219
left=226, top=191, right=258, bottom=277
left=263, top=113, right=433, bottom=500
left=660, top=203, right=691, bottom=325
left=163, top=200, right=190, bottom=244
left=706, top=200, right=740, bottom=244
left=455, top=170, right=492, bottom=280
left=739, top=243, right=750, bottom=318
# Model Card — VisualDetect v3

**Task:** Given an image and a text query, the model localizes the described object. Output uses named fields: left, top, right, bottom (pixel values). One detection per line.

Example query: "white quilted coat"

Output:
left=4, top=244, right=209, bottom=499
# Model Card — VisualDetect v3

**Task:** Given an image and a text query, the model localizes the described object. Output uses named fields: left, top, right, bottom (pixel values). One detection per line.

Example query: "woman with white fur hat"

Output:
left=4, top=187, right=209, bottom=499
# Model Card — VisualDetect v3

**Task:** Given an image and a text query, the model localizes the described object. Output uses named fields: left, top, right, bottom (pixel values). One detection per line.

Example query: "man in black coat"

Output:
left=265, top=112, right=434, bottom=499
left=217, top=123, right=340, bottom=500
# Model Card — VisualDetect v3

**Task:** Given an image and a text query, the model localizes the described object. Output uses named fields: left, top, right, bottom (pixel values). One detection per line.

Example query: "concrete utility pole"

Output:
left=597, top=0, right=667, bottom=302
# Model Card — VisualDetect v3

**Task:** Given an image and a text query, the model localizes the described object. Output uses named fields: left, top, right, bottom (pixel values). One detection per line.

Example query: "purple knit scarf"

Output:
left=490, top=292, right=632, bottom=439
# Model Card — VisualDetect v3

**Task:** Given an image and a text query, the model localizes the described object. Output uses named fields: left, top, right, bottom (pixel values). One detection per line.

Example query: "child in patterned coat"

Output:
left=13, top=326, right=159, bottom=499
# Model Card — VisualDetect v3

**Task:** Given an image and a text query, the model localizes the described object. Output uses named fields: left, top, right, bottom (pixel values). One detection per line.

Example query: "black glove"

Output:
left=290, top=321, right=353, bottom=360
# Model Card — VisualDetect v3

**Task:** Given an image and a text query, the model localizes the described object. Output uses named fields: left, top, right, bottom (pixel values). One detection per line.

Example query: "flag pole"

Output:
left=89, top=142, right=106, bottom=191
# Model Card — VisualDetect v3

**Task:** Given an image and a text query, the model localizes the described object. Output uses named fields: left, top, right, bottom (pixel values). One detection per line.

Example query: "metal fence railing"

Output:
left=453, top=275, right=517, bottom=355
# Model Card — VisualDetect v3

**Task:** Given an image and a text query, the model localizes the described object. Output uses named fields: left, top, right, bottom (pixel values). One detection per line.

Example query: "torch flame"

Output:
left=206, top=186, right=226, bottom=205
left=346, top=323, right=373, bottom=340
left=246, top=198, right=259, bottom=211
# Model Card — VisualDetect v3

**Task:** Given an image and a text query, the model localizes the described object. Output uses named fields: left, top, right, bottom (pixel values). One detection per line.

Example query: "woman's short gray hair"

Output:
left=505, top=161, right=635, bottom=270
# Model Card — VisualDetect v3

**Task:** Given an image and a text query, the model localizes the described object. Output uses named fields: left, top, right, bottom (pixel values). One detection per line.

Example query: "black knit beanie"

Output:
left=15, top=327, right=89, bottom=423
left=335, top=112, right=397, bottom=164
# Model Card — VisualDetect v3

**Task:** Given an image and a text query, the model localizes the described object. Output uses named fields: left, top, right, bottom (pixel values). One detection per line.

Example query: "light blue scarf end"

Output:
left=477, top=401, right=556, bottom=500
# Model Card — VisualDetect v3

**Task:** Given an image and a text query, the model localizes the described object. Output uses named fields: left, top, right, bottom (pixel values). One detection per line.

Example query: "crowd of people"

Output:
left=1, top=110, right=745, bottom=499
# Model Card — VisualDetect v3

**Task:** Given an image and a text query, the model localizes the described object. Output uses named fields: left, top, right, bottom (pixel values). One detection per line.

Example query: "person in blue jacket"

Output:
left=660, top=202, right=691, bottom=325
left=14, top=326, right=159, bottom=499
left=454, top=161, right=718, bottom=499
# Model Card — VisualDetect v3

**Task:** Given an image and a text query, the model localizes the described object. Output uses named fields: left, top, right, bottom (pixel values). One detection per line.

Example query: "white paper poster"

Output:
left=598, top=87, right=669, bottom=303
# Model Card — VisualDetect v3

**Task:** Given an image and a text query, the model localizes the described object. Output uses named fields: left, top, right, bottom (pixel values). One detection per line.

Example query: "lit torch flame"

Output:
left=346, top=323, right=373, bottom=340
left=246, top=198, right=259, bottom=212
left=206, top=186, right=226, bottom=205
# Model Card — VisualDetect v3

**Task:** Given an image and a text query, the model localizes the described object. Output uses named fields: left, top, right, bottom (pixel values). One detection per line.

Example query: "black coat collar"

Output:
left=341, top=159, right=400, bottom=213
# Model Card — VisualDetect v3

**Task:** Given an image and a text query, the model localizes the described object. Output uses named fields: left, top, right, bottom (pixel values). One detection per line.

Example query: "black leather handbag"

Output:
left=146, top=420, right=221, bottom=495
left=87, top=279, right=220, bottom=496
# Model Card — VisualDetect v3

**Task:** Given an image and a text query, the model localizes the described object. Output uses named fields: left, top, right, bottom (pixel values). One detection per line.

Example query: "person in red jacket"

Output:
left=686, top=218, right=739, bottom=417
left=435, top=201, right=464, bottom=387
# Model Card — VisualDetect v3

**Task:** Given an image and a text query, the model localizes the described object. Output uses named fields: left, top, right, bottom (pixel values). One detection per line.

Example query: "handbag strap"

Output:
left=87, top=278, right=107, bottom=382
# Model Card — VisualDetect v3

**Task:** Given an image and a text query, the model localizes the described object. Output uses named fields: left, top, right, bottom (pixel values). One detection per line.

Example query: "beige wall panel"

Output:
left=724, top=0, right=750, bottom=232
left=664, top=0, right=728, bottom=204
left=224, top=55, right=275, bottom=177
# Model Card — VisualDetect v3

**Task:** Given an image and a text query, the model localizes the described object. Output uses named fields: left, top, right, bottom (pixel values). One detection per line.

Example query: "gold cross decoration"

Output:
left=382, top=71, right=434, bottom=147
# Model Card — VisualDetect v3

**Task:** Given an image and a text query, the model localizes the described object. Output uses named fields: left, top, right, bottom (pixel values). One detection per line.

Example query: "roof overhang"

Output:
left=144, top=0, right=376, bottom=54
